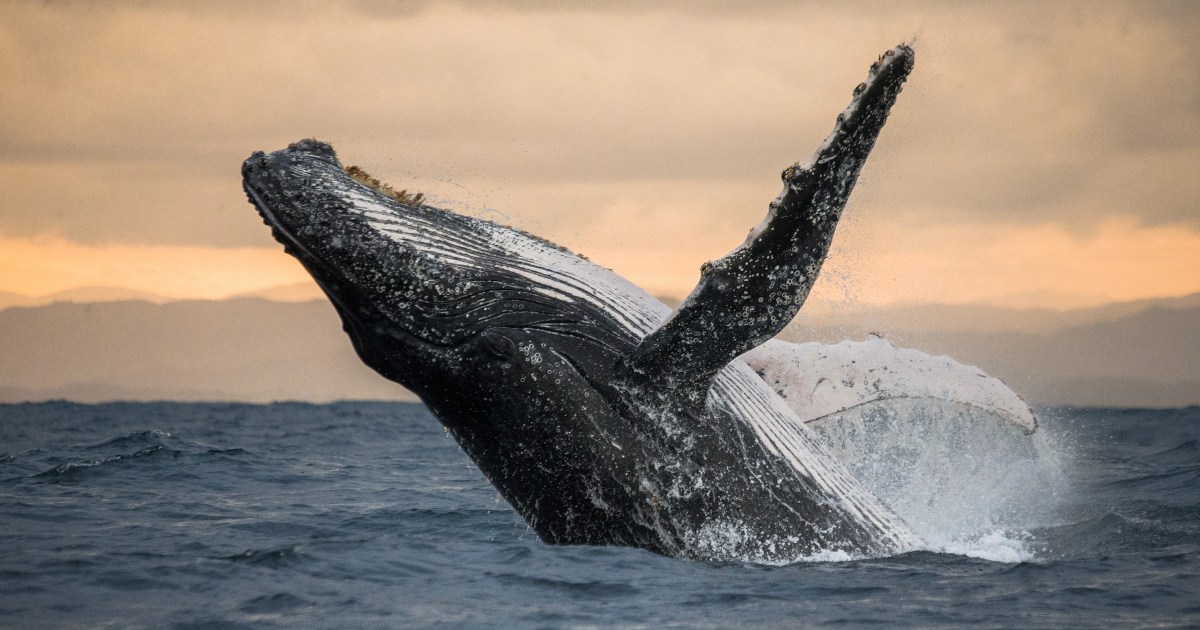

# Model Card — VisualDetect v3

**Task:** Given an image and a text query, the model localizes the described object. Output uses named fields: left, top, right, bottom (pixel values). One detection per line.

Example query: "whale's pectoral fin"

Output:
left=744, top=337, right=1038, bottom=436
left=618, top=44, right=915, bottom=403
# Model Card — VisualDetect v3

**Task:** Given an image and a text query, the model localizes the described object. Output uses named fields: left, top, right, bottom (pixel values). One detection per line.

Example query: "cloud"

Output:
left=8, top=185, right=1198, bottom=309
left=0, top=235, right=311, bottom=298
left=806, top=215, right=1200, bottom=308
left=0, top=0, right=1197, bottom=305
left=0, top=159, right=270, bottom=247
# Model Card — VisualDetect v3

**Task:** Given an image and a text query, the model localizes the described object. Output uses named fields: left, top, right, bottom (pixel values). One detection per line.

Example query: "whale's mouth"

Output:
left=241, top=140, right=336, bottom=264
left=245, top=180, right=322, bottom=271
left=242, top=175, right=353, bottom=325
left=240, top=140, right=389, bottom=337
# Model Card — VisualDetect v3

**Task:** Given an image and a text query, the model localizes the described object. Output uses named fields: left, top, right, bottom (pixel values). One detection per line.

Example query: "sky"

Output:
left=2, top=0, right=1198, bottom=308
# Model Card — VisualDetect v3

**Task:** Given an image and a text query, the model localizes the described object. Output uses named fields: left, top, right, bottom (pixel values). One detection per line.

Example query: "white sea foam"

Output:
left=802, top=399, right=1066, bottom=564
left=698, top=400, right=1062, bottom=567
left=795, top=548, right=858, bottom=564
left=934, top=530, right=1037, bottom=563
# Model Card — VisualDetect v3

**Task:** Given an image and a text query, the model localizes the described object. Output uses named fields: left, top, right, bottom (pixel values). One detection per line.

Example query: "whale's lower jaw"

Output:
left=242, top=44, right=926, bottom=562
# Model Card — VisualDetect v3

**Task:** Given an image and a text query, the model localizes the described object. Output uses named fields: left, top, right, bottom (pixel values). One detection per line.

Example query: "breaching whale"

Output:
left=242, top=44, right=1015, bottom=561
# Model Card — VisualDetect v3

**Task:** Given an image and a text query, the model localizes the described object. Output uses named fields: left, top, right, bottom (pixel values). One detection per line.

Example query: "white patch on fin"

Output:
left=741, top=336, right=1037, bottom=435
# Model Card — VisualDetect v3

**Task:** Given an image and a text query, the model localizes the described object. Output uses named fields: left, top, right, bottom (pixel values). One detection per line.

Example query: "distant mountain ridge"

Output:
left=1, top=294, right=1197, bottom=407
left=227, top=282, right=326, bottom=302
left=788, top=292, right=1200, bottom=335
left=5, top=286, right=1197, bottom=335
left=0, top=287, right=174, bottom=310
left=0, top=282, right=325, bottom=311
left=0, top=299, right=415, bottom=404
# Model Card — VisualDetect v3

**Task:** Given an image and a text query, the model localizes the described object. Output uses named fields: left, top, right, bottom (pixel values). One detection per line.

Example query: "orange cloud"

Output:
left=2, top=213, right=1198, bottom=310
left=812, top=216, right=1200, bottom=309
left=2, top=1, right=1198, bottom=310
left=0, top=236, right=312, bottom=299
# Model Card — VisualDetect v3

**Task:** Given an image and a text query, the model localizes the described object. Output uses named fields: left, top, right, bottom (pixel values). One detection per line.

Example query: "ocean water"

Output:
left=1, top=401, right=1197, bottom=629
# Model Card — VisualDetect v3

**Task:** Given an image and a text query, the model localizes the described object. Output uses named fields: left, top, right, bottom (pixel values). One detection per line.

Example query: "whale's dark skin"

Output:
left=242, top=45, right=916, bottom=561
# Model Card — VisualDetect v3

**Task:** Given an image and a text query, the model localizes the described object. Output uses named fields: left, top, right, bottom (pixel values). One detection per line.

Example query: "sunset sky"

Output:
left=2, top=0, right=1198, bottom=309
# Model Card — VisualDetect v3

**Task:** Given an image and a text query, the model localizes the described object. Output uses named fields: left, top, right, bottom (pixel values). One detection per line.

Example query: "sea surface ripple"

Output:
left=1, top=401, right=1197, bottom=629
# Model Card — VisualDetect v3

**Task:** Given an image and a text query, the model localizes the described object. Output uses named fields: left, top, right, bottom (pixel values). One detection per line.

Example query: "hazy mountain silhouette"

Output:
left=1, top=295, right=1197, bottom=407
left=0, top=299, right=415, bottom=403
left=0, top=287, right=174, bottom=310
left=787, top=292, right=1200, bottom=335
left=228, top=282, right=325, bottom=302
left=0, top=283, right=327, bottom=310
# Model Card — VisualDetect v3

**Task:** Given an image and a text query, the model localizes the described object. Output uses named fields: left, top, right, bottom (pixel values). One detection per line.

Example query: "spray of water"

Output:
left=808, top=398, right=1067, bottom=562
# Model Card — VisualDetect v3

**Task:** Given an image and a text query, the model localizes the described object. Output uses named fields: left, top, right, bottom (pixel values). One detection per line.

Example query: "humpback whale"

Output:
left=242, top=44, right=975, bottom=561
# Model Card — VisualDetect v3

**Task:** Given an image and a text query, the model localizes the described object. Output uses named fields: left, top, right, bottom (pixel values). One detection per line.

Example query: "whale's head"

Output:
left=242, top=138, right=662, bottom=419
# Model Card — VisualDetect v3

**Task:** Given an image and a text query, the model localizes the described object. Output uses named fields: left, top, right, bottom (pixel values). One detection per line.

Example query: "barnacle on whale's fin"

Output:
left=620, top=44, right=915, bottom=403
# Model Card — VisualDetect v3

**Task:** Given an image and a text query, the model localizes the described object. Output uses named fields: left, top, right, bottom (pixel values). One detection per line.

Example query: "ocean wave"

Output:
left=2, top=402, right=1198, bottom=627
left=34, top=444, right=178, bottom=480
left=239, top=592, right=314, bottom=615
left=215, top=546, right=309, bottom=568
left=81, top=429, right=172, bottom=451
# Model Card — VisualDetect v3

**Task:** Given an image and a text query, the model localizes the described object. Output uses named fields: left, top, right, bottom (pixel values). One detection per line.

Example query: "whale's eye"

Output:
left=481, top=332, right=516, bottom=361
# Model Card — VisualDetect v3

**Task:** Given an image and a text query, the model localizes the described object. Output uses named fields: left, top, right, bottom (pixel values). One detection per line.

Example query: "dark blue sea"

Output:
left=1, top=401, right=1197, bottom=629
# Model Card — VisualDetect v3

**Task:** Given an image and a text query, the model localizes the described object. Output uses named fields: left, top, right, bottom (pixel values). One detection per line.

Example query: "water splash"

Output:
left=808, top=398, right=1067, bottom=563
left=937, top=530, right=1036, bottom=563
